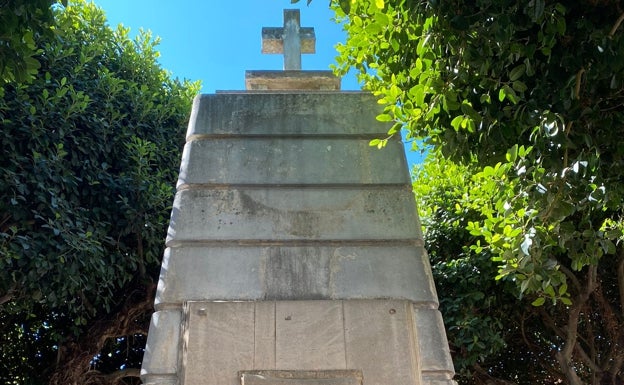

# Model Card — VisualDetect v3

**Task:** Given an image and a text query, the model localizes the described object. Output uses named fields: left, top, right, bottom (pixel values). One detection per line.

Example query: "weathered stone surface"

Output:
left=186, top=93, right=387, bottom=138
left=166, top=188, right=420, bottom=244
left=155, top=246, right=437, bottom=307
left=261, top=10, right=314, bottom=71
left=275, top=301, right=346, bottom=369
left=182, top=300, right=423, bottom=385
left=144, top=83, right=457, bottom=385
left=141, top=375, right=178, bottom=385
left=253, top=302, right=276, bottom=369
left=343, top=300, right=420, bottom=385
left=141, top=310, right=181, bottom=381
left=240, top=370, right=363, bottom=385
left=421, top=379, right=458, bottom=385
left=245, top=70, right=340, bottom=90
left=184, top=302, right=255, bottom=385
left=413, top=308, right=456, bottom=379
left=177, top=137, right=407, bottom=186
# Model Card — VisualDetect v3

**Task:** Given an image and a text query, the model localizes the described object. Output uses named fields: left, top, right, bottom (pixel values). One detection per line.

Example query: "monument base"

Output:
left=161, top=300, right=455, bottom=385
left=245, top=70, right=341, bottom=91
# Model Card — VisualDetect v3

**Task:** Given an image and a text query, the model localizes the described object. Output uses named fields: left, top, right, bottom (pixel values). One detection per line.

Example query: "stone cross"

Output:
left=262, top=9, right=315, bottom=70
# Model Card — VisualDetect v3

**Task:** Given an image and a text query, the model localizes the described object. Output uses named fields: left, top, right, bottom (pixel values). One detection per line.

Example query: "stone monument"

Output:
left=141, top=9, right=456, bottom=385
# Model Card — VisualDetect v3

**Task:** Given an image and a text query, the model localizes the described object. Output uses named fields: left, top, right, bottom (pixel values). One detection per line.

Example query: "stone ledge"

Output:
left=187, top=93, right=388, bottom=138
left=141, top=310, right=182, bottom=378
left=177, top=137, right=409, bottom=186
left=240, top=370, right=363, bottom=385
left=245, top=70, right=340, bottom=91
left=140, top=374, right=178, bottom=385
left=154, top=245, right=438, bottom=308
left=413, top=308, right=456, bottom=375
left=166, top=187, right=421, bottom=244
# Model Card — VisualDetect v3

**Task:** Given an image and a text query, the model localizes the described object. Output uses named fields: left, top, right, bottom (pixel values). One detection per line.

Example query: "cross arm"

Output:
left=261, top=27, right=316, bottom=54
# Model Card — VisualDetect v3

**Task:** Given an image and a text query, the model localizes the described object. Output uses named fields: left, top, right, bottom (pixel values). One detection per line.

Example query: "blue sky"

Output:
left=91, top=0, right=424, bottom=166
left=91, top=1, right=359, bottom=92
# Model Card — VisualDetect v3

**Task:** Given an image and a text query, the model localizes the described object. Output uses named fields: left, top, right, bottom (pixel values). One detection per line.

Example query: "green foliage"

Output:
left=413, top=156, right=513, bottom=378
left=0, top=0, right=57, bottom=84
left=334, top=0, right=624, bottom=301
left=334, top=0, right=624, bottom=383
left=0, top=0, right=199, bottom=382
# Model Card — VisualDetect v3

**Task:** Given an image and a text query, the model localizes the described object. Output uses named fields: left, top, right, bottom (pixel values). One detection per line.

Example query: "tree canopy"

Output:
left=0, top=0, right=59, bottom=84
left=0, top=1, right=199, bottom=383
left=325, top=0, right=624, bottom=384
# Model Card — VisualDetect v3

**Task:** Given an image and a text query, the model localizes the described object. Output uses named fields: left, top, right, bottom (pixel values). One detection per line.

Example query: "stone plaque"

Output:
left=239, top=370, right=363, bottom=385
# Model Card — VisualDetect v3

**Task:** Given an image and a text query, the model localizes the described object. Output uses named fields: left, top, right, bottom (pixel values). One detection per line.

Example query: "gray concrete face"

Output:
left=177, top=137, right=406, bottom=186
left=183, top=300, right=421, bottom=385
left=142, top=91, right=456, bottom=385
left=240, top=370, right=363, bottom=385
left=245, top=70, right=341, bottom=90
left=166, top=187, right=420, bottom=244
left=155, top=245, right=438, bottom=308
left=140, top=310, right=181, bottom=384
left=186, top=93, right=389, bottom=138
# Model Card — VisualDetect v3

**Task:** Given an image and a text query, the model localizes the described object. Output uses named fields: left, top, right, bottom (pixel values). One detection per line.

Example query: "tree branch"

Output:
left=609, top=13, right=624, bottom=38
left=574, top=69, right=585, bottom=100
left=556, top=265, right=597, bottom=385
left=0, top=291, right=15, bottom=306
left=618, top=247, right=624, bottom=318
left=560, top=264, right=581, bottom=293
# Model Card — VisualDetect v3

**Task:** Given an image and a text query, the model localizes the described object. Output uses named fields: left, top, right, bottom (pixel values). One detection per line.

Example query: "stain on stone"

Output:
left=264, top=247, right=330, bottom=300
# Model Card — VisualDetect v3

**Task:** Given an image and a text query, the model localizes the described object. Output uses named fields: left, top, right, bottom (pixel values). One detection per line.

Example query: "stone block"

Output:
left=330, top=246, right=437, bottom=305
left=141, top=375, right=178, bottom=385
left=413, top=308, right=455, bottom=379
left=245, top=70, right=341, bottom=91
left=154, top=246, right=438, bottom=308
left=141, top=310, right=181, bottom=380
left=166, top=187, right=419, bottom=244
left=275, top=301, right=346, bottom=370
left=343, top=300, right=419, bottom=385
left=240, top=370, right=363, bottom=385
left=183, top=300, right=426, bottom=385
left=184, top=302, right=255, bottom=385
left=253, top=301, right=276, bottom=369
left=186, top=93, right=387, bottom=138
left=177, top=137, right=409, bottom=186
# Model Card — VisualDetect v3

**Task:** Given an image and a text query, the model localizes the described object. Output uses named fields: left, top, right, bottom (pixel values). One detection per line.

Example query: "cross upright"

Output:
left=262, top=9, right=316, bottom=70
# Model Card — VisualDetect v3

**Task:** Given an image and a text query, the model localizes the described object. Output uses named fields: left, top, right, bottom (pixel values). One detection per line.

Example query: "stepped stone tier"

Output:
left=141, top=9, right=456, bottom=385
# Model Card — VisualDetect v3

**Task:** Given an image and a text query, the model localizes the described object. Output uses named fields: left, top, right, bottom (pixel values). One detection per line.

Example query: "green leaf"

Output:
left=376, top=113, right=393, bottom=122
left=451, top=115, right=463, bottom=131
left=509, top=64, right=525, bottom=81
left=375, top=0, right=385, bottom=10
left=338, top=0, right=351, bottom=14
left=532, top=297, right=545, bottom=306
left=530, top=0, right=545, bottom=21
left=506, top=144, right=518, bottom=162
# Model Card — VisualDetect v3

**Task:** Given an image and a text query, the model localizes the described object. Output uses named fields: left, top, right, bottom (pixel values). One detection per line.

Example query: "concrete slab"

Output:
left=177, top=137, right=409, bottom=186
left=240, top=370, right=363, bottom=385
left=141, top=310, right=181, bottom=381
left=275, top=301, right=346, bottom=370
left=154, top=246, right=438, bottom=308
left=184, top=302, right=255, bottom=385
left=186, top=93, right=388, bottom=138
left=166, top=187, right=419, bottom=244
left=245, top=70, right=340, bottom=91
left=343, top=300, right=420, bottom=385
left=181, top=300, right=432, bottom=385
left=253, top=301, right=276, bottom=369
left=413, top=308, right=456, bottom=379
